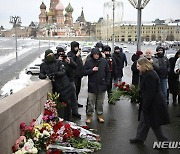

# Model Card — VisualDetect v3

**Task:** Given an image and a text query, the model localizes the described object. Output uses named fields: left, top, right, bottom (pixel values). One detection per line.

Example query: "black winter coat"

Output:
left=112, top=52, right=125, bottom=78
left=131, top=61, right=139, bottom=86
left=105, top=56, right=117, bottom=80
left=168, top=57, right=179, bottom=94
left=67, top=51, right=84, bottom=78
left=84, top=57, right=111, bottom=94
left=139, top=70, right=170, bottom=128
left=39, top=60, right=72, bottom=99
left=155, top=56, right=170, bottom=79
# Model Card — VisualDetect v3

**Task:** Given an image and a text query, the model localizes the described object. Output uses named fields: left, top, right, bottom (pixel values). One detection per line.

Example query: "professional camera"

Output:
left=59, top=53, right=67, bottom=60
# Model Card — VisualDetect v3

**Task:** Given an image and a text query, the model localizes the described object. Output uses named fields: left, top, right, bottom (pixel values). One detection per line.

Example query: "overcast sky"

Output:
left=0, top=0, right=179, bottom=29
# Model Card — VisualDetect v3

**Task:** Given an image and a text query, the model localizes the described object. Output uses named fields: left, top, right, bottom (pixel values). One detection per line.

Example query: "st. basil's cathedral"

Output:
left=38, top=0, right=94, bottom=37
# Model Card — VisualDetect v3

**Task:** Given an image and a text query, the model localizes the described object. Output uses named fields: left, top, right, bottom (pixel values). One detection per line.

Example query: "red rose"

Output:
left=53, top=121, right=63, bottom=132
left=63, top=133, right=69, bottom=142
left=81, top=125, right=90, bottom=130
left=121, top=82, right=125, bottom=85
left=125, top=87, right=129, bottom=91
left=73, top=129, right=80, bottom=138
left=126, top=84, right=130, bottom=88
left=64, top=123, right=70, bottom=130
left=119, top=85, right=123, bottom=89
left=114, top=83, right=119, bottom=87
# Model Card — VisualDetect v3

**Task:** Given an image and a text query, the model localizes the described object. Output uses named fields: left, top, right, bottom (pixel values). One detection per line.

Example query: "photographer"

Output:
left=67, top=41, right=84, bottom=118
left=39, top=49, right=72, bottom=121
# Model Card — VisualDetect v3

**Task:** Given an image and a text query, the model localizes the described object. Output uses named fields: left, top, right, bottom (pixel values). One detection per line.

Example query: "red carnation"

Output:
left=44, top=109, right=53, bottom=116
left=20, top=122, right=26, bottom=130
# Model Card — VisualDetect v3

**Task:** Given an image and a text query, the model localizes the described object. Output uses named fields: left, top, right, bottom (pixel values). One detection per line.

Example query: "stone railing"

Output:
left=0, top=80, right=52, bottom=154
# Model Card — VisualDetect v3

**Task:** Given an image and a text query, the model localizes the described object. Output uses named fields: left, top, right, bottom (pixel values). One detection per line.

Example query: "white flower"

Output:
left=43, top=130, right=50, bottom=137
left=30, top=148, right=38, bottom=153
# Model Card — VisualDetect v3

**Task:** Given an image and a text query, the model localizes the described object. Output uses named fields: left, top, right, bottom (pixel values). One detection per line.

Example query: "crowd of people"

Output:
left=39, top=41, right=180, bottom=147
left=39, top=41, right=127, bottom=123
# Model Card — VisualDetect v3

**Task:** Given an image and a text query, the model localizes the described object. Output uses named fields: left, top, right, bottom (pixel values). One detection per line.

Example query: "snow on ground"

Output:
left=1, top=71, right=32, bottom=96
left=0, top=41, right=95, bottom=98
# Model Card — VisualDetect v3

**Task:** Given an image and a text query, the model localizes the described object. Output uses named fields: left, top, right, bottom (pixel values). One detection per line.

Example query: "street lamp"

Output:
left=128, top=0, right=150, bottom=51
left=9, top=16, right=21, bottom=79
left=112, top=0, right=115, bottom=52
left=9, top=16, right=21, bottom=63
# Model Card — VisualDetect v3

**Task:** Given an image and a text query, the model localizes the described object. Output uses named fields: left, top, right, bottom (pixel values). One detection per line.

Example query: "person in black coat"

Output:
left=155, top=46, right=170, bottom=104
left=130, top=57, right=170, bottom=144
left=84, top=48, right=111, bottom=124
left=168, top=50, right=180, bottom=106
left=131, top=51, right=143, bottom=86
left=112, top=46, right=126, bottom=84
left=39, top=49, right=72, bottom=121
left=103, top=45, right=117, bottom=102
left=67, top=41, right=84, bottom=108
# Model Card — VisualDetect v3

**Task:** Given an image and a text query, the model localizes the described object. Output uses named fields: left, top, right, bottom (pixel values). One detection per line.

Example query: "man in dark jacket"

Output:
left=155, top=46, right=170, bottom=104
left=112, top=46, right=126, bottom=84
left=67, top=41, right=83, bottom=118
left=39, top=49, right=72, bottom=121
left=103, top=45, right=117, bottom=102
left=84, top=48, right=111, bottom=124
left=56, top=47, right=81, bottom=117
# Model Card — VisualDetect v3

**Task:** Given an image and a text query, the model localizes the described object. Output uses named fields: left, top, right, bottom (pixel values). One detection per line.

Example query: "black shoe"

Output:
left=72, top=113, right=81, bottom=119
left=78, top=103, right=83, bottom=107
left=129, top=138, right=144, bottom=144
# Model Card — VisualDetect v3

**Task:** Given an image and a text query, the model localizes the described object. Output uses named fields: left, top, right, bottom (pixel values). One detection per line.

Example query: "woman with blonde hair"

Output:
left=130, top=57, right=170, bottom=146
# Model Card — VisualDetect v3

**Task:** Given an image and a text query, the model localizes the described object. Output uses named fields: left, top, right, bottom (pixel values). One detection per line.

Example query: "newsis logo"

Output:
left=153, top=141, right=180, bottom=149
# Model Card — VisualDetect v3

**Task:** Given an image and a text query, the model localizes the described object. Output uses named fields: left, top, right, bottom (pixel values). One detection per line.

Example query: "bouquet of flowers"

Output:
left=109, top=82, right=140, bottom=105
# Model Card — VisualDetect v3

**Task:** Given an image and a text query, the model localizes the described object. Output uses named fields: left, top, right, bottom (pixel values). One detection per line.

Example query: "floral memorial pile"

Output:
left=12, top=93, right=101, bottom=154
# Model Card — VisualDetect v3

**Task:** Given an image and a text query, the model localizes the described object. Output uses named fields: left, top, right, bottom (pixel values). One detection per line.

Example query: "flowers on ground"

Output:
left=12, top=93, right=101, bottom=153
left=109, top=82, right=140, bottom=104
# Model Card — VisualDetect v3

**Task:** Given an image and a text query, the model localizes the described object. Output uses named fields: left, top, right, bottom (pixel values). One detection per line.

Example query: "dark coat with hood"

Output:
left=84, top=48, right=111, bottom=94
left=139, top=70, right=170, bottom=128
left=155, top=46, right=170, bottom=79
left=112, top=50, right=125, bottom=78
left=168, top=50, right=180, bottom=94
left=67, top=41, right=84, bottom=79
left=39, top=53, right=72, bottom=99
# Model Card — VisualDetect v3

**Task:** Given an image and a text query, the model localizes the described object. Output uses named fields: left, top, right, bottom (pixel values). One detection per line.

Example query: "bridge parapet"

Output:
left=0, top=80, right=52, bottom=154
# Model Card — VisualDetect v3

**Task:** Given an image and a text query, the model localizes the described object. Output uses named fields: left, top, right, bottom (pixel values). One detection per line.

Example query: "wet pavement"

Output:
left=74, top=66, right=180, bottom=154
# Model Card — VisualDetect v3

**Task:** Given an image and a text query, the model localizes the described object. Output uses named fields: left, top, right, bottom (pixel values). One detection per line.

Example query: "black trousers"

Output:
left=136, top=112, right=168, bottom=141
left=74, top=77, right=82, bottom=100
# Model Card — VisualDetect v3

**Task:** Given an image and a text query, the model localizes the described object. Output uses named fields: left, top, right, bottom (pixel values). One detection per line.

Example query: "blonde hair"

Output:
left=137, top=57, right=153, bottom=71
